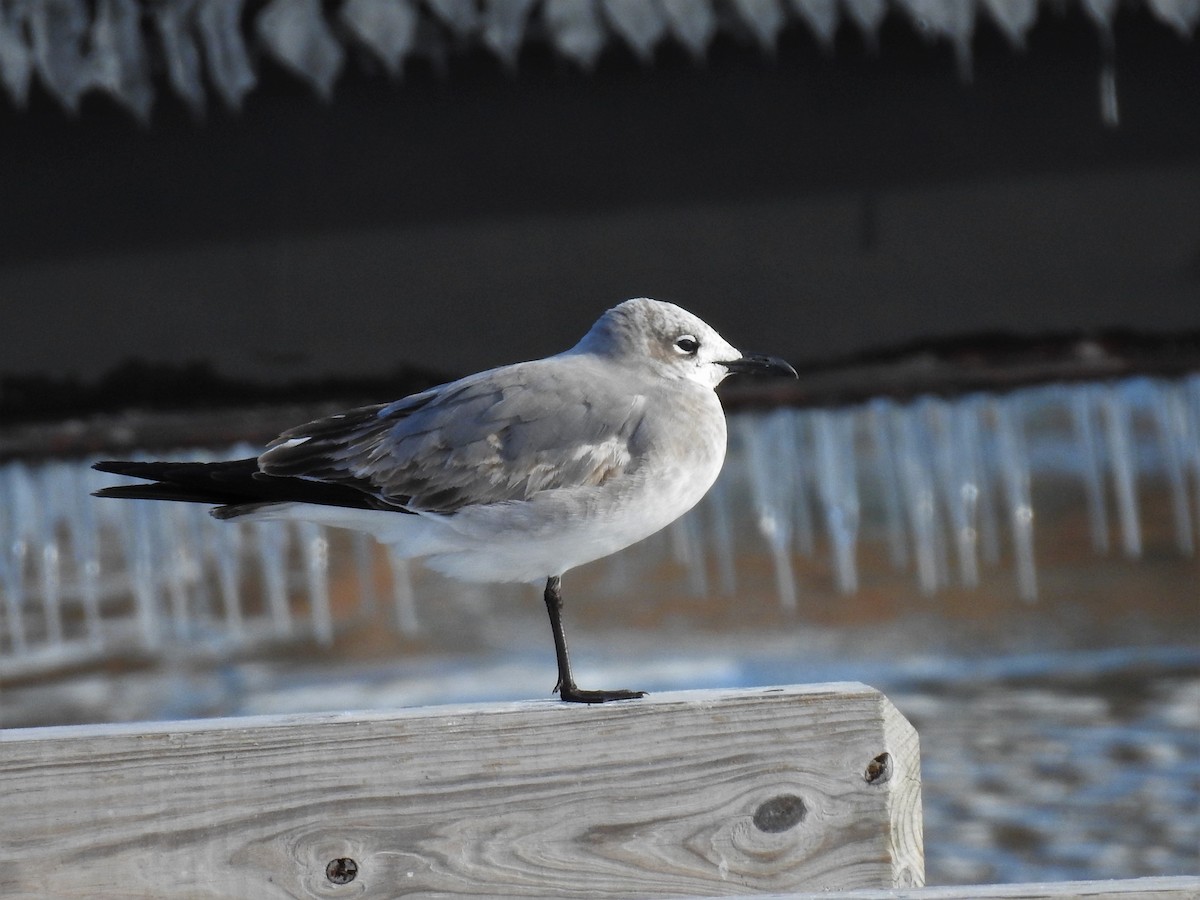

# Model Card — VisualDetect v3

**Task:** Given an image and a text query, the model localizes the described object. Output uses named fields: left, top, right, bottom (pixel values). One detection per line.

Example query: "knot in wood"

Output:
left=752, top=794, right=806, bottom=832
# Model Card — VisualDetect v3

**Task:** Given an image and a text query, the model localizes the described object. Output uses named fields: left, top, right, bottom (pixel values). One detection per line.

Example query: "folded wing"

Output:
left=259, top=358, right=648, bottom=515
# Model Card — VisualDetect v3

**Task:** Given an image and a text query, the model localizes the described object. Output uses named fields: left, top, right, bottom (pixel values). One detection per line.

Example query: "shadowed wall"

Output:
left=2, top=9, right=1198, bottom=387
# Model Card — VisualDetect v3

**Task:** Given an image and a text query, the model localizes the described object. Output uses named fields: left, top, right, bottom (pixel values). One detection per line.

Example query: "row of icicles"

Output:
left=0, top=374, right=1196, bottom=664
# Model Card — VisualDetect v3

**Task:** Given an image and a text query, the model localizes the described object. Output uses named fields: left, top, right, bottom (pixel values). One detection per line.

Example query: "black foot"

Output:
left=557, top=685, right=647, bottom=704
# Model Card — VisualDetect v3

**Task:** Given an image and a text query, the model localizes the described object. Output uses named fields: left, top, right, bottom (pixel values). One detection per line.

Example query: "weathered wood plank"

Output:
left=747, top=875, right=1200, bottom=899
left=0, top=683, right=921, bottom=899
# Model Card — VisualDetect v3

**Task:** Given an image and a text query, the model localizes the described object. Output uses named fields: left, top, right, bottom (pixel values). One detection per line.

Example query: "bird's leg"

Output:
left=542, top=576, right=645, bottom=704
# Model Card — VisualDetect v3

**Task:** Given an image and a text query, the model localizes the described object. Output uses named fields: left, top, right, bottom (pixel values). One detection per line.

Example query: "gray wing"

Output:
left=258, top=357, right=648, bottom=514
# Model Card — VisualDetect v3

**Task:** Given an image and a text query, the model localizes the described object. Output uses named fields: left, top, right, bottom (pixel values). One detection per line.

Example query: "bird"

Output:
left=93, top=298, right=797, bottom=703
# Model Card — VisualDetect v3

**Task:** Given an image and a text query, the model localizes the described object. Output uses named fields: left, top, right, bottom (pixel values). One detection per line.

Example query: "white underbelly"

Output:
left=424, top=440, right=726, bottom=583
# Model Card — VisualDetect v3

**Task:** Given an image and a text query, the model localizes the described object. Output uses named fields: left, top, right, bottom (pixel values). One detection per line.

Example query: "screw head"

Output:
left=865, top=751, right=893, bottom=785
left=326, top=857, right=358, bottom=885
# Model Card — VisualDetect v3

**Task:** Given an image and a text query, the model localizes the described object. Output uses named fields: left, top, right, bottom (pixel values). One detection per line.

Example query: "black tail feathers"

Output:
left=91, top=458, right=265, bottom=506
left=91, top=458, right=396, bottom=514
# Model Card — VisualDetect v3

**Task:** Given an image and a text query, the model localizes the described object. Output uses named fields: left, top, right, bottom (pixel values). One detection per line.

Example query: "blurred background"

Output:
left=1, top=0, right=1198, bottom=887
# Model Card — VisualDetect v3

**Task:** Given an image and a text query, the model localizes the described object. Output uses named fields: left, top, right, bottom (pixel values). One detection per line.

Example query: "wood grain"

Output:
left=0, top=683, right=923, bottom=898
left=751, top=875, right=1200, bottom=899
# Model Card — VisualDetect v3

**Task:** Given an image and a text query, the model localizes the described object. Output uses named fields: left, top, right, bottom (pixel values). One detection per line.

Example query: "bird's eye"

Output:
left=674, top=335, right=700, bottom=354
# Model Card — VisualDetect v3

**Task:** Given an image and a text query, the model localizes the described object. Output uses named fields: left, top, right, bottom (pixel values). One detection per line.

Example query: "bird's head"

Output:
left=573, top=298, right=797, bottom=390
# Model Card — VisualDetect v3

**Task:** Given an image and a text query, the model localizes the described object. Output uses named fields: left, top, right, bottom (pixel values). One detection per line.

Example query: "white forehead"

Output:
left=577, top=298, right=736, bottom=357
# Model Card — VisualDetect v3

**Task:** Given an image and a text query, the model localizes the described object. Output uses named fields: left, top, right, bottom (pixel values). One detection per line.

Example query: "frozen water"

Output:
left=340, top=0, right=419, bottom=79
left=481, top=0, right=538, bottom=69
left=600, top=0, right=667, bottom=61
left=542, top=0, right=606, bottom=68
left=739, top=411, right=799, bottom=609
left=7, top=0, right=1197, bottom=118
left=729, top=0, right=788, bottom=52
left=660, top=0, right=718, bottom=59
left=255, top=0, right=344, bottom=101
left=0, top=374, right=1197, bottom=670
left=813, top=408, right=861, bottom=594
left=194, top=0, right=257, bottom=111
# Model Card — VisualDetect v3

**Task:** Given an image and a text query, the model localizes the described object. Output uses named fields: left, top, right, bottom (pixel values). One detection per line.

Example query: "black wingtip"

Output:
left=92, top=460, right=126, bottom=475
left=92, top=460, right=160, bottom=478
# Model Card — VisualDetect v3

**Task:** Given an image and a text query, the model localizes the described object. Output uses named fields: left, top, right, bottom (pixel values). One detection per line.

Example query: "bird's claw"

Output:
left=556, top=685, right=647, bottom=704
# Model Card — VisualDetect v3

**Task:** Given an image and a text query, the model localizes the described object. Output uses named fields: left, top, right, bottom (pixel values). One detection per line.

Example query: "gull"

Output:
left=94, top=298, right=797, bottom=702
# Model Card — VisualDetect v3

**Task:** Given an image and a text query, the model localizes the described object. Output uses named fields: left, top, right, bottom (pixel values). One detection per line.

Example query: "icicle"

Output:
left=178, top=502, right=216, bottom=624
left=959, top=401, right=987, bottom=585
left=789, top=412, right=817, bottom=558
left=764, top=411, right=803, bottom=607
left=64, top=465, right=103, bottom=648
left=954, top=401, right=986, bottom=585
left=425, top=0, right=480, bottom=35
left=123, top=500, right=161, bottom=649
left=15, top=464, right=65, bottom=647
left=965, top=396, right=1002, bottom=567
left=28, top=0, right=94, bottom=113
left=1185, top=375, right=1200, bottom=552
left=210, top=515, right=244, bottom=635
left=957, top=398, right=997, bottom=579
left=340, top=0, right=418, bottom=78
left=728, top=0, right=786, bottom=52
left=788, top=0, right=840, bottom=51
left=868, top=399, right=908, bottom=569
left=389, top=552, right=421, bottom=635
left=1101, top=383, right=1142, bottom=558
left=993, top=395, right=1037, bottom=602
left=704, top=473, right=738, bottom=596
left=1081, top=0, right=1120, bottom=32
left=813, top=409, right=861, bottom=594
left=1069, top=385, right=1110, bottom=553
left=0, top=0, right=34, bottom=108
left=1081, top=0, right=1120, bottom=126
left=255, top=521, right=293, bottom=635
left=979, top=0, right=1038, bottom=48
left=1145, top=0, right=1200, bottom=38
left=542, top=0, right=605, bottom=68
left=841, top=0, right=888, bottom=48
left=194, top=0, right=257, bottom=110
left=0, top=465, right=30, bottom=654
left=482, top=0, right=536, bottom=67
left=739, top=413, right=798, bottom=611
left=1151, top=381, right=1195, bottom=555
left=892, top=404, right=942, bottom=595
left=659, top=0, right=716, bottom=59
left=895, top=0, right=976, bottom=80
left=352, top=532, right=378, bottom=613
left=255, top=0, right=344, bottom=101
left=90, top=0, right=154, bottom=123
left=600, top=0, right=666, bottom=61
left=1098, top=55, right=1119, bottom=128
left=157, top=503, right=199, bottom=640
left=151, top=0, right=207, bottom=117
left=297, top=522, right=333, bottom=645
left=928, top=398, right=982, bottom=587
left=668, top=511, right=709, bottom=597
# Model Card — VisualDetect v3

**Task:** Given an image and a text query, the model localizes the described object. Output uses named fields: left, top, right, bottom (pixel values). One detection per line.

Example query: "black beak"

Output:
left=721, top=353, right=798, bottom=379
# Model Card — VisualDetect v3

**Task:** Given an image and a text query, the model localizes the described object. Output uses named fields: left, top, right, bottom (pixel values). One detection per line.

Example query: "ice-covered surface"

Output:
left=0, top=373, right=1197, bottom=884
left=1, top=0, right=1197, bottom=119
left=1, top=374, right=1197, bottom=672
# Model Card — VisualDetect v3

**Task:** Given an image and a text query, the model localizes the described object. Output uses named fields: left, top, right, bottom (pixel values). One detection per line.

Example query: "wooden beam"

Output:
left=746, top=875, right=1200, bottom=899
left=0, top=683, right=922, bottom=898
